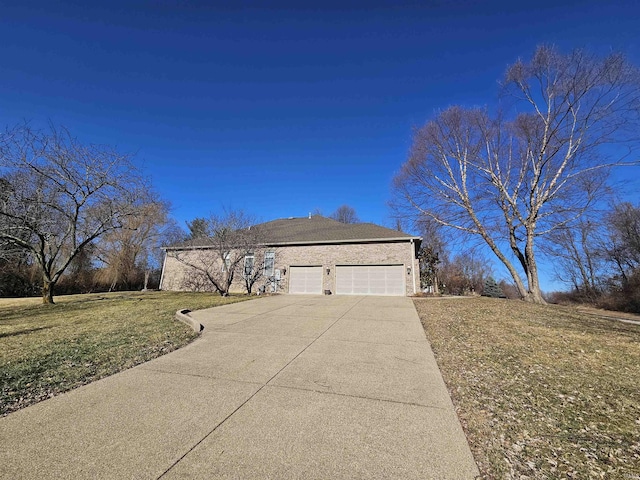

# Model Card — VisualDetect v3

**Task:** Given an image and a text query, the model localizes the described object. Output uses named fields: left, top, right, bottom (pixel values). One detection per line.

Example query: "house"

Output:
left=160, top=215, right=422, bottom=296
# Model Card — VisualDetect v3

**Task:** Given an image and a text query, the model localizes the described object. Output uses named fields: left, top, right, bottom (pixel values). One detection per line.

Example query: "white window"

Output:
left=264, top=251, right=275, bottom=276
left=244, top=254, right=254, bottom=277
left=222, top=252, right=231, bottom=272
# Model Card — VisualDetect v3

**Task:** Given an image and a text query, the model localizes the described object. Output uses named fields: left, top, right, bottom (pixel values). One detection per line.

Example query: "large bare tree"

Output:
left=394, top=46, right=640, bottom=303
left=0, top=124, right=152, bottom=303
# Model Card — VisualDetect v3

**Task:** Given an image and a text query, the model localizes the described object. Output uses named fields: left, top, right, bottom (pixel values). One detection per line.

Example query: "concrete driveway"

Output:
left=0, top=295, right=479, bottom=479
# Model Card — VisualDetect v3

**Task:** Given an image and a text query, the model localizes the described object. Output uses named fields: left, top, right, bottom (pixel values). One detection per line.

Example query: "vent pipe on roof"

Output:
left=308, top=212, right=311, bottom=219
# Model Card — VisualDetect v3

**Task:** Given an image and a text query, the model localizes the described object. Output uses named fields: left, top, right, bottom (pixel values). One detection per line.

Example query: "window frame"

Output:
left=264, top=251, right=275, bottom=276
left=244, top=253, right=255, bottom=277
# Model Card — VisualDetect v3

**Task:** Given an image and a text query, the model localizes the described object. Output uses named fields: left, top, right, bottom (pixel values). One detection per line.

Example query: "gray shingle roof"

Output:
left=257, top=216, right=418, bottom=244
left=166, top=216, right=420, bottom=249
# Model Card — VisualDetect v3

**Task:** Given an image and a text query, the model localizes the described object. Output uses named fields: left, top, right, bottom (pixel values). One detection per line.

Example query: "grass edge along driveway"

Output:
left=0, top=291, right=252, bottom=416
left=415, top=297, right=640, bottom=480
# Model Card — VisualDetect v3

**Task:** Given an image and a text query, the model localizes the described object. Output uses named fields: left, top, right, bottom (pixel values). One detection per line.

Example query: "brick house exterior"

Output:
left=160, top=216, right=421, bottom=296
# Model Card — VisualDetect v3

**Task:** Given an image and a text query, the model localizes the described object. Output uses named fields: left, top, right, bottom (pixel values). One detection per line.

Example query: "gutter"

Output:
left=163, top=236, right=422, bottom=251
left=266, top=237, right=422, bottom=246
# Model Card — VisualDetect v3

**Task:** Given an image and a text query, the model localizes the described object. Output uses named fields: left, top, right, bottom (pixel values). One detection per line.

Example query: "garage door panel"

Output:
left=289, top=266, right=323, bottom=294
left=335, top=266, right=352, bottom=294
left=336, top=265, right=405, bottom=296
left=384, top=267, right=405, bottom=296
left=353, top=268, right=369, bottom=294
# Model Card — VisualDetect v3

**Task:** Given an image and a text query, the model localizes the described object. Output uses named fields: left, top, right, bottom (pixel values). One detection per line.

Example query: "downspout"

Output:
left=410, top=239, right=417, bottom=295
left=159, top=249, right=168, bottom=291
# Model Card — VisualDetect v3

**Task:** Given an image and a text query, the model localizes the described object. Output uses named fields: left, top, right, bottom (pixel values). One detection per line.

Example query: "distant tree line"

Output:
left=547, top=202, right=640, bottom=313
left=414, top=202, right=640, bottom=312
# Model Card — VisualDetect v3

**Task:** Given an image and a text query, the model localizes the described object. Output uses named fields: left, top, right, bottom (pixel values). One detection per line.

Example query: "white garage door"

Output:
left=336, top=265, right=405, bottom=296
left=289, top=266, right=323, bottom=294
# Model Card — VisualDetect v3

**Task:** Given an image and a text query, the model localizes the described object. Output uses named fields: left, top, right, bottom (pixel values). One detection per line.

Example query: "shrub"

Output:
left=482, top=277, right=506, bottom=298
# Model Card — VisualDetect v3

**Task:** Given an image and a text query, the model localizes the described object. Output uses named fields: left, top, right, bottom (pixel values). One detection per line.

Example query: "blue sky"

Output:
left=1, top=0, right=639, bottom=290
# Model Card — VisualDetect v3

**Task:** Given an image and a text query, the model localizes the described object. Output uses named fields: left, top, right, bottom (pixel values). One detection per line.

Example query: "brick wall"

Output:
left=275, top=241, right=417, bottom=295
left=160, top=240, right=419, bottom=296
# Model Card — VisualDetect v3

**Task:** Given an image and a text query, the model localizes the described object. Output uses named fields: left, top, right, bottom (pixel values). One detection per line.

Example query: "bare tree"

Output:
left=166, top=210, right=266, bottom=296
left=0, top=177, right=35, bottom=295
left=0, top=124, right=152, bottom=303
left=440, top=252, right=491, bottom=295
left=240, top=246, right=268, bottom=294
left=602, top=202, right=640, bottom=284
left=546, top=218, right=603, bottom=299
left=330, top=205, right=360, bottom=224
left=0, top=233, right=39, bottom=297
left=545, top=202, right=640, bottom=310
left=394, top=46, right=640, bottom=303
left=94, top=201, right=171, bottom=291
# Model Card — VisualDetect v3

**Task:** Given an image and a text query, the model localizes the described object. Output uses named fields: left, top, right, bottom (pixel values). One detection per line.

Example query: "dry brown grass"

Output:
left=0, top=291, right=252, bottom=416
left=415, top=297, right=640, bottom=480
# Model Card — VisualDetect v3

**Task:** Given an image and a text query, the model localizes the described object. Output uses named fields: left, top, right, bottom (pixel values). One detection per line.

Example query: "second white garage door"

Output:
left=289, top=266, right=323, bottom=294
left=336, top=265, right=405, bottom=296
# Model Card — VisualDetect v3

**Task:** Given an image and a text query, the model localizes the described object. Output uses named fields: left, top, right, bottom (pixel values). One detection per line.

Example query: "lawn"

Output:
left=415, top=297, right=640, bottom=480
left=0, top=291, right=252, bottom=416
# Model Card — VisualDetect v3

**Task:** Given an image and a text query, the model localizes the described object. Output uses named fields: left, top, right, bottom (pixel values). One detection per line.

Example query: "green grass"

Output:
left=414, top=297, right=640, bottom=480
left=0, top=291, right=253, bottom=416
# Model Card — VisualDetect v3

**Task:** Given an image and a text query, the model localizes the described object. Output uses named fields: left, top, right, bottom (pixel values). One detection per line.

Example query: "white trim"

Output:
left=243, top=253, right=255, bottom=277
left=159, top=252, right=168, bottom=290
left=410, top=238, right=417, bottom=295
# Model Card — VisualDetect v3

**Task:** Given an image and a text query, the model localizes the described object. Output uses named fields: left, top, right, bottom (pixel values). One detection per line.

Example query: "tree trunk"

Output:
left=42, top=279, right=55, bottom=304
left=522, top=286, right=546, bottom=303
left=523, top=269, right=546, bottom=304
left=520, top=227, right=547, bottom=304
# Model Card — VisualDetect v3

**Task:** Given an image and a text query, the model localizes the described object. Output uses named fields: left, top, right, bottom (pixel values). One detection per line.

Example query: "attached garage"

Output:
left=289, top=266, right=323, bottom=294
left=335, top=265, right=405, bottom=296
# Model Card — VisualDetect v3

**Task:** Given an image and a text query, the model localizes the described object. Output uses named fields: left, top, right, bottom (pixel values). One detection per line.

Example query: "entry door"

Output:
left=289, top=266, right=323, bottom=294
